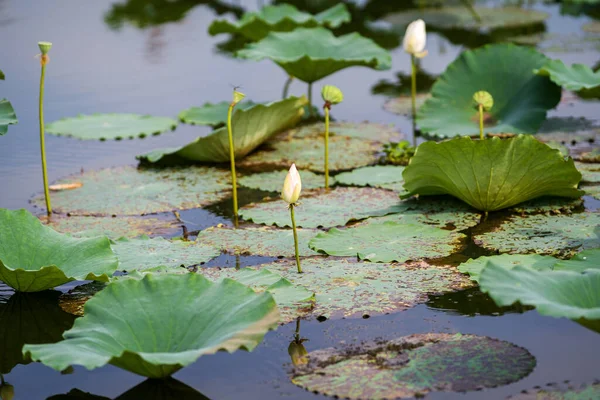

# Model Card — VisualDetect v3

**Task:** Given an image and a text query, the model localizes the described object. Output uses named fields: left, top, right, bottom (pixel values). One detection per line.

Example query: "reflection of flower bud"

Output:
left=232, top=90, right=245, bottom=106
left=473, top=91, right=494, bottom=111
left=282, top=164, right=302, bottom=205
left=288, top=341, right=308, bottom=366
left=38, top=41, right=52, bottom=55
left=321, top=85, right=344, bottom=105
left=0, top=382, right=15, bottom=400
left=403, top=19, right=427, bottom=57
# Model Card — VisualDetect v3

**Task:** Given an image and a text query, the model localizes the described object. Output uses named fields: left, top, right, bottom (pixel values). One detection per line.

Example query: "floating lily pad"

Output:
left=402, top=136, right=583, bottom=212
left=197, top=226, right=319, bottom=257
left=309, top=221, right=465, bottom=262
left=576, top=162, right=600, bottom=183
left=509, top=32, right=600, bottom=54
left=236, top=27, right=391, bottom=83
left=239, top=187, right=401, bottom=228
left=335, top=165, right=404, bottom=188
left=536, top=117, right=600, bottom=144
left=583, top=184, right=600, bottom=199
left=31, top=166, right=231, bottom=216
left=292, top=333, right=536, bottom=399
left=209, top=4, right=350, bottom=41
left=383, top=93, right=431, bottom=116
left=536, top=59, right=600, bottom=91
left=579, top=149, right=600, bottom=163
left=111, top=236, right=220, bottom=272
left=206, top=258, right=472, bottom=320
left=239, top=170, right=331, bottom=192
left=286, top=121, right=402, bottom=142
left=178, top=100, right=256, bottom=127
left=46, top=114, right=178, bottom=141
left=554, top=248, right=600, bottom=273
left=508, top=382, right=600, bottom=400
left=0, top=209, right=118, bottom=292
left=458, top=254, right=558, bottom=282
left=417, top=44, right=561, bottom=138
left=474, top=213, right=600, bottom=256
left=238, top=136, right=380, bottom=173
left=140, top=97, right=307, bottom=163
left=584, top=21, right=600, bottom=33
left=23, top=273, right=279, bottom=378
left=509, top=197, right=584, bottom=214
left=0, top=99, right=17, bottom=135
left=42, top=215, right=180, bottom=239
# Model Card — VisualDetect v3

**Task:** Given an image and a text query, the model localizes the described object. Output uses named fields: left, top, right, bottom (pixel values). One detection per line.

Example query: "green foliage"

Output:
left=335, top=165, right=404, bottom=188
left=535, top=59, right=600, bottom=91
left=459, top=254, right=558, bottom=282
left=43, top=215, right=180, bottom=239
left=381, top=140, right=415, bottom=165
left=239, top=170, right=331, bottom=192
left=178, top=101, right=256, bottom=127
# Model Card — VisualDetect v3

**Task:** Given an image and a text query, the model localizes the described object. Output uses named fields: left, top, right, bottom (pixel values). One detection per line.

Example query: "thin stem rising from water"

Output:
left=478, top=103, right=484, bottom=140
left=410, top=54, right=417, bottom=147
left=227, top=103, right=239, bottom=219
left=39, top=55, right=52, bottom=216
left=307, top=82, right=313, bottom=117
left=289, top=205, right=302, bottom=273
left=324, top=106, right=330, bottom=188
left=282, top=75, right=293, bottom=99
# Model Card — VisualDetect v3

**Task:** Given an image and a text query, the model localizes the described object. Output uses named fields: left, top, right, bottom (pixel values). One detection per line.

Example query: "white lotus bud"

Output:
left=282, top=164, right=302, bottom=204
left=403, top=19, right=427, bottom=56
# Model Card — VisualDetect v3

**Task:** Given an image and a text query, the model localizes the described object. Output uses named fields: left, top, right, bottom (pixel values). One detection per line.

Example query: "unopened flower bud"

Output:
left=403, top=20, right=427, bottom=56
left=288, top=341, right=308, bottom=366
left=0, top=382, right=15, bottom=400
left=282, top=164, right=302, bottom=204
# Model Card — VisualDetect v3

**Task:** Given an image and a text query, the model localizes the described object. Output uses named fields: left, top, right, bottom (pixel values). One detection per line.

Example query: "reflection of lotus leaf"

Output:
left=209, top=4, right=350, bottom=41
left=23, top=274, right=279, bottom=378
left=309, top=221, right=465, bottom=263
left=292, top=333, right=536, bottom=399
left=0, top=99, right=17, bottom=135
left=236, top=28, right=391, bottom=83
left=402, top=136, right=583, bottom=212
left=31, top=166, right=231, bottom=216
left=46, top=114, right=178, bottom=141
left=459, top=254, right=558, bottom=282
left=239, top=170, right=331, bottom=192
left=139, top=97, right=307, bottom=163
left=284, top=121, right=402, bottom=142
left=0, top=209, right=118, bottom=292
left=417, top=44, right=561, bottom=138
left=535, top=59, right=600, bottom=91
left=178, top=100, right=256, bottom=127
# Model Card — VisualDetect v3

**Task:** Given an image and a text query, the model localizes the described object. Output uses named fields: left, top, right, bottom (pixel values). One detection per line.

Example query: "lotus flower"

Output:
left=403, top=19, right=427, bottom=58
left=282, top=164, right=302, bottom=204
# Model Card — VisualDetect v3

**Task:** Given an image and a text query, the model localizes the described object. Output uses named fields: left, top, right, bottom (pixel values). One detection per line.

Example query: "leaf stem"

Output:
left=308, top=82, right=313, bottom=117
left=324, top=106, right=330, bottom=189
left=290, top=205, right=302, bottom=273
left=478, top=103, right=484, bottom=140
left=227, top=103, right=238, bottom=219
left=410, top=54, right=417, bottom=147
left=39, top=56, right=51, bottom=216
left=283, top=75, right=293, bottom=99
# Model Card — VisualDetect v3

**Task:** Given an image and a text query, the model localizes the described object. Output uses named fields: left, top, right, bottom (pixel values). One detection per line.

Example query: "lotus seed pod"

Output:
left=473, top=91, right=494, bottom=111
left=321, top=85, right=344, bottom=105
left=232, top=89, right=246, bottom=105
left=0, top=382, right=14, bottom=400
left=288, top=340, right=308, bottom=366
left=38, top=41, right=52, bottom=55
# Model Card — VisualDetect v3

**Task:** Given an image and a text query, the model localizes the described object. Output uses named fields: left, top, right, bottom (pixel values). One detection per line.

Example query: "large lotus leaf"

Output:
left=508, top=382, right=600, bottom=400
left=239, top=187, right=402, bottom=228
left=42, top=215, right=180, bottom=239
left=31, top=166, right=231, bottom=216
left=576, top=162, right=600, bottom=183
left=0, top=291, right=76, bottom=374
left=535, top=59, right=600, bottom=91
left=239, top=170, right=331, bottom=192
left=402, top=135, right=584, bottom=212
left=197, top=226, right=319, bottom=257
left=474, top=213, right=600, bottom=256
left=46, top=114, right=178, bottom=141
left=111, top=236, right=220, bottom=272
left=0, top=209, right=118, bottom=292
left=204, top=258, right=472, bottom=319
left=309, top=221, right=465, bottom=263
left=286, top=121, right=402, bottom=142
left=238, top=136, right=380, bottom=173
left=335, top=165, right=404, bottom=188
left=139, top=97, right=307, bottom=163
left=23, top=273, right=279, bottom=378
left=209, top=4, right=350, bottom=41
left=417, top=44, right=561, bottom=138
left=458, top=254, right=559, bottom=282
left=292, top=333, right=535, bottom=399
left=480, top=265, right=600, bottom=321
left=178, top=100, right=256, bottom=127
left=236, top=28, right=391, bottom=83
left=554, top=248, right=600, bottom=273
left=0, top=99, right=17, bottom=135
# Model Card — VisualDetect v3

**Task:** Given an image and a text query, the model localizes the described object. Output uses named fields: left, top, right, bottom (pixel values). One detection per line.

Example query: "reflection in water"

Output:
left=288, top=319, right=308, bottom=366
left=426, top=287, right=532, bottom=317
left=371, top=67, right=437, bottom=97
left=0, top=291, right=76, bottom=375
left=0, top=375, right=15, bottom=400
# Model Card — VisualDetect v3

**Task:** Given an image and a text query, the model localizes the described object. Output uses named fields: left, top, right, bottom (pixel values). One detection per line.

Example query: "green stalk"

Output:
left=410, top=54, right=417, bottom=147
left=282, top=75, right=293, bottom=99
left=478, top=103, right=484, bottom=140
left=227, top=103, right=239, bottom=219
left=324, top=106, right=330, bottom=189
left=308, top=82, right=313, bottom=117
left=290, top=205, right=302, bottom=273
left=39, top=56, right=52, bottom=216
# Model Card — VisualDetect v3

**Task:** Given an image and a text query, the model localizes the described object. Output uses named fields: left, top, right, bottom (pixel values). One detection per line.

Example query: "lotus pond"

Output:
left=1, top=0, right=600, bottom=399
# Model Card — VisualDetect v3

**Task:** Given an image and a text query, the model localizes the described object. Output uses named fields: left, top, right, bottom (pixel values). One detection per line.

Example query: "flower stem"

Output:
left=308, top=82, right=313, bottom=117
left=410, top=54, right=417, bottom=148
left=282, top=75, right=293, bottom=99
left=478, top=103, right=484, bottom=140
left=39, top=56, right=52, bottom=216
left=324, top=106, right=330, bottom=189
left=290, top=205, right=302, bottom=273
left=227, top=103, right=238, bottom=219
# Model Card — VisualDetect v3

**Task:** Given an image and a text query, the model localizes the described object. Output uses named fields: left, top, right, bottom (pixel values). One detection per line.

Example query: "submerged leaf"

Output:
left=535, top=59, right=600, bottom=91
left=0, top=99, right=17, bottom=136
left=23, top=274, right=279, bottom=378
left=178, top=100, right=256, bottom=127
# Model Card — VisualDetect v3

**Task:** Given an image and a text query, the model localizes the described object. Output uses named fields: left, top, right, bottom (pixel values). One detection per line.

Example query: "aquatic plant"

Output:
left=0, top=69, right=17, bottom=135
left=381, top=140, right=415, bottom=165
left=472, top=90, right=493, bottom=139
left=0, top=376, right=13, bottom=400
left=535, top=59, right=600, bottom=91
left=403, top=19, right=427, bottom=145
left=320, top=85, right=343, bottom=188
left=228, top=88, right=245, bottom=220
left=178, top=100, right=256, bottom=127
left=38, top=42, right=53, bottom=216
left=282, top=164, right=303, bottom=273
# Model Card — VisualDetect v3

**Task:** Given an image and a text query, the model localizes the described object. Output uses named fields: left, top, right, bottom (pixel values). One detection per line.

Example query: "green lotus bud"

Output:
left=288, top=340, right=308, bottom=366
left=232, top=89, right=245, bottom=106
left=38, top=41, right=52, bottom=55
left=321, top=85, right=344, bottom=105
left=473, top=91, right=493, bottom=111
left=0, top=382, right=14, bottom=400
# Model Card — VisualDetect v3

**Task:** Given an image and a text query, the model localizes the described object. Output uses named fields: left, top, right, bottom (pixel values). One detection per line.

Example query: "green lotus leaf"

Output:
left=576, top=161, right=600, bottom=183
left=139, top=97, right=307, bottom=163
left=0, top=99, right=18, bottom=136
left=42, top=215, right=180, bottom=239
left=0, top=68, right=4, bottom=80
left=335, top=165, right=404, bottom=188
left=46, top=114, right=178, bottom=141
left=111, top=236, right=220, bottom=272
left=383, top=94, right=431, bottom=116
left=458, top=254, right=558, bottom=283
left=554, top=248, right=600, bottom=273
left=285, top=121, right=402, bottom=142
left=402, top=135, right=583, bottom=212
left=309, top=221, right=465, bottom=263
left=209, top=4, right=350, bottom=41
left=0, top=291, right=76, bottom=374
left=292, top=333, right=535, bottom=399
left=236, top=28, right=391, bottom=84
left=0, top=209, right=118, bottom=292
left=239, top=170, right=331, bottom=192
left=480, top=265, right=600, bottom=321
left=239, top=187, right=402, bottom=228
left=31, top=166, right=231, bottom=216
left=204, top=258, right=472, bottom=320
left=509, top=382, right=600, bottom=400
left=197, top=226, right=319, bottom=257
left=178, top=100, right=256, bottom=127
left=535, top=59, right=600, bottom=91
left=474, top=212, right=600, bottom=256
left=417, top=44, right=561, bottom=138
left=23, top=273, right=279, bottom=378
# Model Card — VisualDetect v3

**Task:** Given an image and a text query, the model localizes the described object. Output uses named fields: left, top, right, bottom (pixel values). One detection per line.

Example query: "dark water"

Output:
left=1, top=0, right=600, bottom=399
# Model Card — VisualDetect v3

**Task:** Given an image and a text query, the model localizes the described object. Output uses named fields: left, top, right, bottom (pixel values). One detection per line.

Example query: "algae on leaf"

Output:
left=535, top=59, right=600, bottom=91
